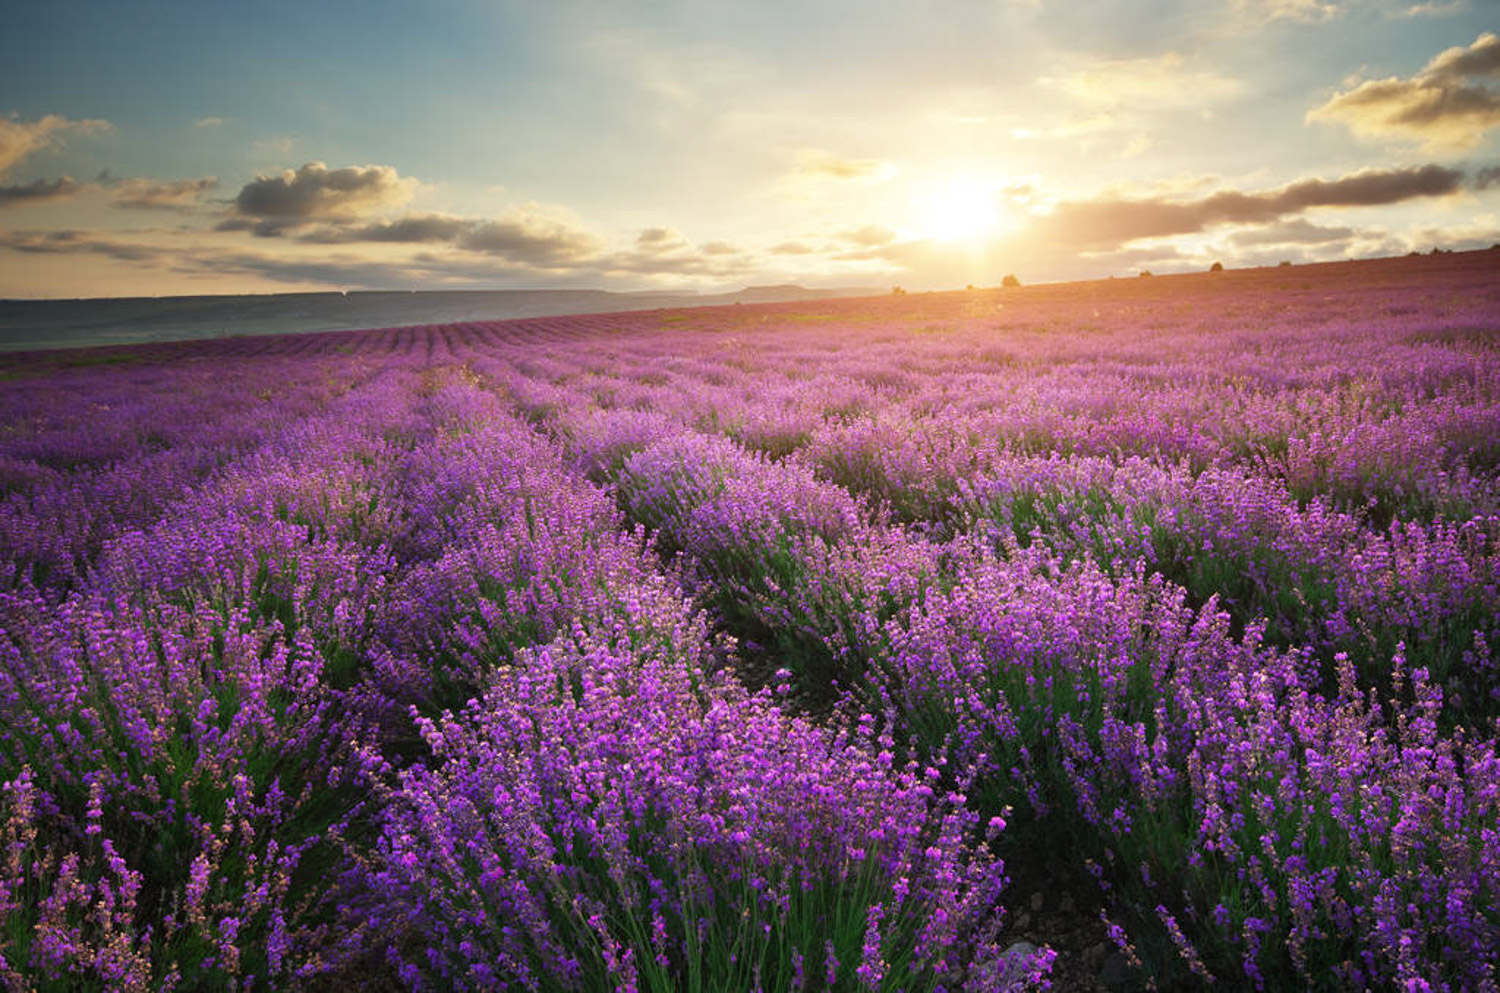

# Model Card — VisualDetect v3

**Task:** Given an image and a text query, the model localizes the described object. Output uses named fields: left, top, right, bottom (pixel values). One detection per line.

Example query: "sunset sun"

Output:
left=911, top=175, right=1008, bottom=243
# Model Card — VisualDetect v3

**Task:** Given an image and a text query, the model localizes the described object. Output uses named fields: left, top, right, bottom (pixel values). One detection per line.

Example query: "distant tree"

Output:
left=966, top=284, right=976, bottom=291
left=891, top=285, right=907, bottom=295
left=1278, top=260, right=1292, bottom=267
left=1002, top=274, right=1021, bottom=288
left=1139, top=270, right=1153, bottom=278
left=1210, top=261, right=1224, bottom=272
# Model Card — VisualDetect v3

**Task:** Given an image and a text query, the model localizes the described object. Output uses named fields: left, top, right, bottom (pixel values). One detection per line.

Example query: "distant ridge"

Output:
left=0, top=285, right=879, bottom=353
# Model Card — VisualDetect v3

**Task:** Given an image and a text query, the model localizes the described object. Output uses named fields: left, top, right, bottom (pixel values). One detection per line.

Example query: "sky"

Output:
left=1, top=0, right=1498, bottom=298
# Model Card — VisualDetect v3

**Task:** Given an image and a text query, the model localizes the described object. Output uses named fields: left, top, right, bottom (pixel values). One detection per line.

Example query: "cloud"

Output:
left=260, top=204, right=604, bottom=270
left=1044, top=52, right=1242, bottom=109
left=0, top=176, right=84, bottom=207
left=1307, top=33, right=1500, bottom=150
left=791, top=150, right=896, bottom=182
left=636, top=226, right=684, bottom=247
left=0, top=228, right=166, bottom=262
left=770, top=240, right=815, bottom=255
left=177, top=249, right=444, bottom=289
left=600, top=246, right=755, bottom=278
left=0, top=172, right=218, bottom=212
left=298, top=213, right=472, bottom=244
left=1425, top=32, right=1500, bottom=78
left=457, top=213, right=604, bottom=268
left=603, top=224, right=752, bottom=276
left=194, top=117, right=225, bottom=128
left=1231, top=0, right=1343, bottom=22
left=254, top=204, right=741, bottom=277
left=1397, top=0, right=1467, bottom=15
left=110, top=177, right=218, bottom=211
left=0, top=114, right=111, bottom=177
left=1227, top=218, right=1357, bottom=245
left=214, top=217, right=298, bottom=237
left=1476, top=165, right=1500, bottom=189
left=1031, top=163, right=1465, bottom=250
left=232, top=161, right=416, bottom=222
left=290, top=208, right=610, bottom=272
left=0, top=226, right=488, bottom=289
left=837, top=224, right=896, bottom=247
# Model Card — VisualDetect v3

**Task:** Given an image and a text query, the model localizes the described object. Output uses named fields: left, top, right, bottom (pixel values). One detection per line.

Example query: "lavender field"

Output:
left=3, top=250, right=1499, bottom=991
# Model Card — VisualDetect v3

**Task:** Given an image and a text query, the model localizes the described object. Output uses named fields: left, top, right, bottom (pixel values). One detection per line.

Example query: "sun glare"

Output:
left=911, top=175, right=1006, bottom=243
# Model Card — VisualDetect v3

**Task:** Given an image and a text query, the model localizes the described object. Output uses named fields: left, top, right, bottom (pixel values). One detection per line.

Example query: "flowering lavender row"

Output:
left=0, top=345, right=1043, bottom=990
left=1, top=253, right=1497, bottom=989
left=467, top=260, right=1500, bottom=987
left=572, top=409, right=1499, bottom=987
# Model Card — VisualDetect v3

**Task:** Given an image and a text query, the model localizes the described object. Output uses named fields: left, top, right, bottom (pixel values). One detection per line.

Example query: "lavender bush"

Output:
left=366, top=635, right=1049, bottom=992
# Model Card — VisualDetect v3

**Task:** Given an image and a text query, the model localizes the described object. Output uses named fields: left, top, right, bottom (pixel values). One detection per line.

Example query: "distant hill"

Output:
left=0, top=285, right=880, bottom=353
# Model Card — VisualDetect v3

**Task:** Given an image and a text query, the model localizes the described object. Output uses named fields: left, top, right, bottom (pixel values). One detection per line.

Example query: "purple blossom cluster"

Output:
left=367, top=636, right=1038, bottom=991
left=1, top=252, right=1498, bottom=989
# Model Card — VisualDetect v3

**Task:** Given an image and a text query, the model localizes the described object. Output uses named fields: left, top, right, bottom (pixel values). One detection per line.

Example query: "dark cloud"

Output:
left=1032, top=164, right=1464, bottom=250
left=1227, top=218, right=1357, bottom=246
left=204, top=238, right=745, bottom=288
left=289, top=212, right=604, bottom=271
left=636, top=226, right=679, bottom=246
left=1307, top=33, right=1500, bottom=148
left=0, top=226, right=576, bottom=289
left=457, top=216, right=603, bottom=268
left=111, top=177, right=218, bottom=211
left=232, top=161, right=414, bottom=222
left=0, top=176, right=83, bottom=206
left=0, top=228, right=165, bottom=262
left=770, top=240, right=815, bottom=255
left=1475, top=164, right=1500, bottom=189
left=218, top=200, right=741, bottom=277
left=215, top=217, right=299, bottom=237
left=299, top=214, right=472, bottom=244
left=169, top=249, right=443, bottom=288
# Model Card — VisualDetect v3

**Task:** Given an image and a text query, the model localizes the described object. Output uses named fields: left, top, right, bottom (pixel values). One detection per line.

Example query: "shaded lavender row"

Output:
left=0, top=351, right=383, bottom=592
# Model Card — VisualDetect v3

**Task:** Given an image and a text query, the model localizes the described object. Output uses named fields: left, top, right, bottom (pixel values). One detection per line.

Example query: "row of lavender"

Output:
left=0, top=353, right=1045, bottom=990
left=497, top=293, right=1500, bottom=727
left=2, top=261, right=1498, bottom=989
left=475, top=269, right=1500, bottom=989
